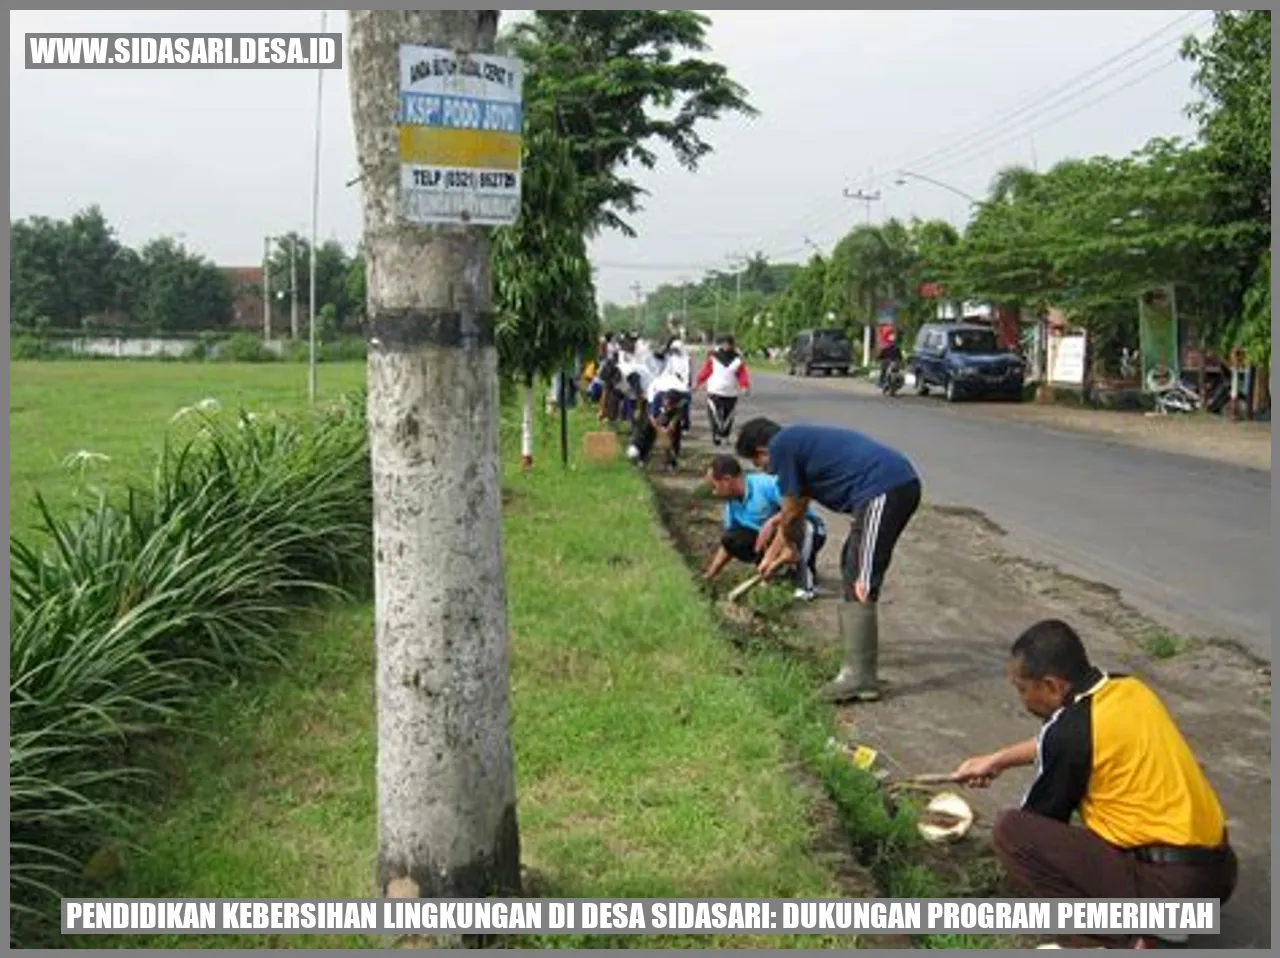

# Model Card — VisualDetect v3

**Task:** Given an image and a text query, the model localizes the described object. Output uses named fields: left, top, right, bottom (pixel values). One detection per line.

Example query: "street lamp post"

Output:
left=894, top=170, right=979, bottom=205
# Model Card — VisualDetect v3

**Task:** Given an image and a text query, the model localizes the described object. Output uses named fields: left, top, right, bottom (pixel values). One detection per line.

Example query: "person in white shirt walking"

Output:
left=695, top=335, right=752, bottom=446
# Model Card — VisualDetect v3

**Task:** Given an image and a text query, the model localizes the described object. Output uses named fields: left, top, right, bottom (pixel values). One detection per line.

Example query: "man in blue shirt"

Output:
left=701, top=454, right=826, bottom=599
left=734, top=418, right=923, bottom=703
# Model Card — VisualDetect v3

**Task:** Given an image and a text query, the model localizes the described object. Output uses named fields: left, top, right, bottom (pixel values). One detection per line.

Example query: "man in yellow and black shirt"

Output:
left=953, top=619, right=1237, bottom=942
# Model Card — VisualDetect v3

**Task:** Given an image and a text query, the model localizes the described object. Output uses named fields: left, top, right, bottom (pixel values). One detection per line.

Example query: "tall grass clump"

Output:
left=9, top=392, right=373, bottom=946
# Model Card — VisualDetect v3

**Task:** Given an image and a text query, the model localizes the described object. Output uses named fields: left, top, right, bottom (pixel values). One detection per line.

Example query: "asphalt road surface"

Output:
left=736, top=372, right=1272, bottom=661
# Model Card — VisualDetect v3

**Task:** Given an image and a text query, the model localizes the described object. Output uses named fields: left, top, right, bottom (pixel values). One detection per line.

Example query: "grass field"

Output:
left=17, top=361, right=875, bottom=948
left=10, top=361, right=368, bottom=537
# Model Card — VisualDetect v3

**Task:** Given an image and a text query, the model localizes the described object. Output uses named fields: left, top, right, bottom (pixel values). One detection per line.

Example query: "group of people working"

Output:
left=585, top=332, right=753, bottom=473
left=696, top=405, right=1237, bottom=948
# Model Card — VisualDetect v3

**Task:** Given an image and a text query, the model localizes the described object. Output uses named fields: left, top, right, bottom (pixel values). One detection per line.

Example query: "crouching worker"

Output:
left=701, top=454, right=826, bottom=600
left=951, top=619, right=1237, bottom=949
left=626, top=389, right=685, bottom=472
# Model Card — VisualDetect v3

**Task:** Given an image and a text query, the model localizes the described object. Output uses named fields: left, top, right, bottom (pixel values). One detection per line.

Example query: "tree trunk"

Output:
left=348, top=9, right=521, bottom=904
left=520, top=381, right=534, bottom=471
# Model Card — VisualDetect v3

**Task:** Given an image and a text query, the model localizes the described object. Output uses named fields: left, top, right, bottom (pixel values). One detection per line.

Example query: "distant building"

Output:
left=223, top=266, right=265, bottom=332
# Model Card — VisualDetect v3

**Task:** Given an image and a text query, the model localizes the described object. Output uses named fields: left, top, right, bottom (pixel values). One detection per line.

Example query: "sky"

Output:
left=10, top=9, right=1213, bottom=307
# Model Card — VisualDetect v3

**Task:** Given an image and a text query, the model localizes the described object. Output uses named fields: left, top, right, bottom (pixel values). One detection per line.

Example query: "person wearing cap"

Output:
left=951, top=618, right=1237, bottom=949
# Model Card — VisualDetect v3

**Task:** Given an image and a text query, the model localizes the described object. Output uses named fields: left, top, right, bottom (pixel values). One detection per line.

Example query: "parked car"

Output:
left=909, top=322, right=1025, bottom=402
left=787, top=328, right=852, bottom=377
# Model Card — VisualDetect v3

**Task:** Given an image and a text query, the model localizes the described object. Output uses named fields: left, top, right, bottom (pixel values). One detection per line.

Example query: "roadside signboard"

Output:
left=397, top=44, right=523, bottom=226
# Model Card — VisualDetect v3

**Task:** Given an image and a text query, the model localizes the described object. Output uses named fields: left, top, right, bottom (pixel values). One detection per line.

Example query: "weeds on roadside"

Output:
left=1141, top=629, right=1189, bottom=659
left=9, top=393, right=373, bottom=945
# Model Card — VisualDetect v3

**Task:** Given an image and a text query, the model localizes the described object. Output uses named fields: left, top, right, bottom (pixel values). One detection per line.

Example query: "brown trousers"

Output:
left=994, top=810, right=1238, bottom=939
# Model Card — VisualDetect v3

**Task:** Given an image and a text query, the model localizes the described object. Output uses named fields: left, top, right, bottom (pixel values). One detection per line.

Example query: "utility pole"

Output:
left=348, top=8, right=521, bottom=907
left=262, top=235, right=273, bottom=341
left=843, top=187, right=882, bottom=226
left=713, top=282, right=721, bottom=341
left=307, top=8, right=326, bottom=404
left=630, top=282, right=643, bottom=333
left=289, top=237, right=299, bottom=340
left=728, top=252, right=747, bottom=304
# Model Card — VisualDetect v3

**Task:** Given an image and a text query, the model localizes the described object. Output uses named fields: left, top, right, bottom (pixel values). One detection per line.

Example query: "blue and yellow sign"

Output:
left=397, top=45, right=523, bottom=226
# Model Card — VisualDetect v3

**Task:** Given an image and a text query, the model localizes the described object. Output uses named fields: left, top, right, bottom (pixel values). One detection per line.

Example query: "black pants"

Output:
left=706, top=394, right=738, bottom=441
left=723, top=520, right=826, bottom=590
left=630, top=415, right=682, bottom=468
left=839, top=479, right=921, bottom=601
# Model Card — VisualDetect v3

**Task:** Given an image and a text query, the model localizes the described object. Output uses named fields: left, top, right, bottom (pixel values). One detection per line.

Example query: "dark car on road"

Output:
left=909, top=322, right=1026, bottom=402
left=787, top=328, right=852, bottom=377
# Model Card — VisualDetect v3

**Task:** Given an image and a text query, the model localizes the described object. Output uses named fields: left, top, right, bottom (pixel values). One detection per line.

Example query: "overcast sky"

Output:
left=11, top=9, right=1212, bottom=305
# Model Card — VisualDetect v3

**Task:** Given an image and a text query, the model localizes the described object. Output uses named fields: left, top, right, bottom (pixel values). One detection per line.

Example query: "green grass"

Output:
left=15, top=363, right=856, bottom=948
left=1140, top=628, right=1190, bottom=660
left=9, top=361, right=367, bottom=537
left=14, top=361, right=1024, bottom=949
left=11, top=382, right=376, bottom=945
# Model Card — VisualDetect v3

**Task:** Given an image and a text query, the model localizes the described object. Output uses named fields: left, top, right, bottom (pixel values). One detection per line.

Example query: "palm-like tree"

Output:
left=987, top=164, right=1039, bottom=204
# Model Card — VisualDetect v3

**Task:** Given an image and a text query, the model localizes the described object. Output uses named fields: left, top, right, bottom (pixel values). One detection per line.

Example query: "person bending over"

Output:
left=627, top=389, right=684, bottom=472
left=701, top=454, right=825, bottom=600
left=951, top=619, right=1236, bottom=949
left=735, top=417, right=922, bottom=703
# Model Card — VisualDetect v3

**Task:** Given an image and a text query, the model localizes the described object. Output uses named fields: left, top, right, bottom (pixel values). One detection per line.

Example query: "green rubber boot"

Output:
left=820, top=601, right=882, bottom=703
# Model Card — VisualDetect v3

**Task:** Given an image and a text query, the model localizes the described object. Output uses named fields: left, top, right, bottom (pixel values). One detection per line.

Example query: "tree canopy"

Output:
left=505, top=11, right=757, bottom=237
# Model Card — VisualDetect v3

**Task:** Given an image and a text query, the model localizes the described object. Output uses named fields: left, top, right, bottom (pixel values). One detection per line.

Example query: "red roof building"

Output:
left=223, top=266, right=265, bottom=331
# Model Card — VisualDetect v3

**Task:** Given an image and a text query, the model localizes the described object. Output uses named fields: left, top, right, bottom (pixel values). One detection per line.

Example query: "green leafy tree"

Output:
left=493, top=115, right=598, bottom=386
left=493, top=105, right=598, bottom=467
left=1182, top=9, right=1271, bottom=367
left=901, top=218, right=961, bottom=338
left=507, top=11, right=757, bottom=236
left=134, top=238, right=234, bottom=332
left=10, top=207, right=133, bottom=328
left=1182, top=11, right=1271, bottom=216
left=776, top=255, right=827, bottom=343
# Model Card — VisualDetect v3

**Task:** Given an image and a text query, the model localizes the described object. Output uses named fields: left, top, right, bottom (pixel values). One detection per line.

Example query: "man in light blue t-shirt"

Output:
left=734, top=417, right=922, bottom=704
left=701, top=454, right=826, bottom=599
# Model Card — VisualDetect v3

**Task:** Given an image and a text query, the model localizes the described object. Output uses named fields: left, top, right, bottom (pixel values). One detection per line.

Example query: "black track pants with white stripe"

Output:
left=706, top=394, right=738, bottom=440
left=839, top=479, right=922, bottom=602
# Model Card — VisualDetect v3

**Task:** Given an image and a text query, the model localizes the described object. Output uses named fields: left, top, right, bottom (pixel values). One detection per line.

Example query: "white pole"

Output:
left=308, top=9, right=327, bottom=405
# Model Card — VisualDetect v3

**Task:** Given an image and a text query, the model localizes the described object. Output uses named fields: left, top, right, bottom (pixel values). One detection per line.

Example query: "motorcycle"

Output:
left=1146, top=366, right=1200, bottom=415
left=880, top=361, right=905, bottom=397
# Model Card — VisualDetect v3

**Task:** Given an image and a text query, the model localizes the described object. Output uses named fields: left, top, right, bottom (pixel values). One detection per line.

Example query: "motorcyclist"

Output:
left=877, top=333, right=903, bottom=388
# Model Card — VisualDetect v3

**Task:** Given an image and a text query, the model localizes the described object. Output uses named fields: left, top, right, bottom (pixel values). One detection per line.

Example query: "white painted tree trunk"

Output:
left=520, top=383, right=534, bottom=470
left=348, top=9, right=520, bottom=902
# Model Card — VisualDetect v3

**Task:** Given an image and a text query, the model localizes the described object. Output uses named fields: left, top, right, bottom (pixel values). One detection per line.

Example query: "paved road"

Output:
left=737, top=372, right=1272, bottom=660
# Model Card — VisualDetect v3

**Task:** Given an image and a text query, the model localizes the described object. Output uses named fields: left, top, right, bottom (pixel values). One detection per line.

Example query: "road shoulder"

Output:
left=653, top=432, right=1272, bottom=949
left=764, top=370, right=1272, bottom=472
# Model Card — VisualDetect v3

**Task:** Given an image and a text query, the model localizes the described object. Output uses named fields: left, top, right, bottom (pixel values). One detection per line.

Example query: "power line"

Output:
left=919, top=54, right=1192, bottom=181
left=908, top=16, right=1212, bottom=179
left=665, top=12, right=1208, bottom=263
left=872, top=10, right=1205, bottom=183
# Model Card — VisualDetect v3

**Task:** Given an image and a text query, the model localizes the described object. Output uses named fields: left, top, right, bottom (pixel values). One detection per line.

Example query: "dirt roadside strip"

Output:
left=649, top=431, right=1272, bottom=949
left=773, top=371, right=1272, bottom=473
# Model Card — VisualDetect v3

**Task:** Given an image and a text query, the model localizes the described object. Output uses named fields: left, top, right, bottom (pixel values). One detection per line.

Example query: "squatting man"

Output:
left=733, top=417, right=922, bottom=702
left=701, top=453, right=826, bottom=601
left=951, top=619, right=1236, bottom=950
